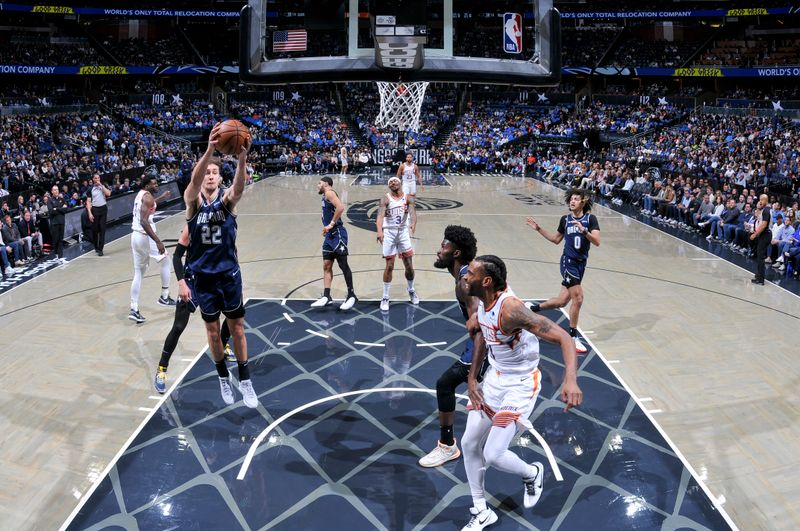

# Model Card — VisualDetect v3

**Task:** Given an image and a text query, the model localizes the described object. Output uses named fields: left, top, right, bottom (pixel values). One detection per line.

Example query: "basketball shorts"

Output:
left=474, top=366, right=541, bottom=428
left=382, top=227, right=414, bottom=259
left=322, top=226, right=349, bottom=260
left=188, top=267, right=245, bottom=322
left=402, top=180, right=417, bottom=196
left=560, top=255, right=586, bottom=287
left=131, top=231, right=162, bottom=269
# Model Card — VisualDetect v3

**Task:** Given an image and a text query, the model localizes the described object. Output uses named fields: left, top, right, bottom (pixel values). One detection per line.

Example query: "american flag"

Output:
left=273, top=30, right=307, bottom=52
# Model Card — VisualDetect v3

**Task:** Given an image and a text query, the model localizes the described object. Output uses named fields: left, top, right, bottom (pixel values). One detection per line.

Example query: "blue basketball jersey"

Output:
left=558, top=213, right=599, bottom=261
left=186, top=189, right=239, bottom=275
left=321, top=192, right=343, bottom=228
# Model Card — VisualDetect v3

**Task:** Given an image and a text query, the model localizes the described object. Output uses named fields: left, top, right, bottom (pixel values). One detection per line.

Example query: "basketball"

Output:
left=215, top=119, right=251, bottom=155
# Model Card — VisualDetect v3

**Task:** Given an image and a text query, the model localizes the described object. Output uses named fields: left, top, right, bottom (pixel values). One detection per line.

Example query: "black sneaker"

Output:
left=128, top=309, right=146, bottom=323
left=751, top=278, right=765, bottom=285
left=157, top=295, right=177, bottom=306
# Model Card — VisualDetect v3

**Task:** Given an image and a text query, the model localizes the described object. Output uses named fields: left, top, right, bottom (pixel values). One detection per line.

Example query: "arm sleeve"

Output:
left=173, top=243, right=187, bottom=281
left=588, top=214, right=600, bottom=232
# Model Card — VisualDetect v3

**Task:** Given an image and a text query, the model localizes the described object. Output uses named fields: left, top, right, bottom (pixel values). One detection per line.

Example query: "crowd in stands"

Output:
left=609, top=35, right=703, bottom=68
left=562, top=27, right=621, bottom=67
left=115, top=102, right=221, bottom=134
left=0, top=34, right=103, bottom=66
left=231, top=95, right=356, bottom=151
left=538, top=111, right=800, bottom=274
left=0, top=111, right=193, bottom=197
left=98, top=35, right=198, bottom=66
left=699, top=36, right=800, bottom=68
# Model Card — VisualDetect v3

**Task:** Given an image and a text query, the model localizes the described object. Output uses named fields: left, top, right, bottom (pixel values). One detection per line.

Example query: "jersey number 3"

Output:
left=201, top=225, right=222, bottom=245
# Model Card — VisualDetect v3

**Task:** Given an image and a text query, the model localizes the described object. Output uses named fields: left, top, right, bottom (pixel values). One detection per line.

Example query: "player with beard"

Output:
left=419, top=225, right=481, bottom=467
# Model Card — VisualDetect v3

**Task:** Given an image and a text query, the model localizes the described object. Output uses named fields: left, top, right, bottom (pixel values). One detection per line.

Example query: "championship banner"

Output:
left=560, top=7, right=794, bottom=19
left=0, top=3, right=240, bottom=17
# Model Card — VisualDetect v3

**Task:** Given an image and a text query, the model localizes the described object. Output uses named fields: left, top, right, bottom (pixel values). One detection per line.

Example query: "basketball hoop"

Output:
left=375, top=81, right=429, bottom=132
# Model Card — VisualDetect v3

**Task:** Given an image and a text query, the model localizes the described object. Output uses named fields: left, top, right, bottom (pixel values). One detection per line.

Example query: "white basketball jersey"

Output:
left=132, top=190, right=156, bottom=234
left=401, top=163, right=416, bottom=182
left=383, top=192, right=409, bottom=229
left=478, top=288, right=540, bottom=375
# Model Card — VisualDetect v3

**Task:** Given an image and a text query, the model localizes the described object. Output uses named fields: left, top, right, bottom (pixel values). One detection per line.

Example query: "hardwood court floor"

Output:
left=0, top=174, right=797, bottom=530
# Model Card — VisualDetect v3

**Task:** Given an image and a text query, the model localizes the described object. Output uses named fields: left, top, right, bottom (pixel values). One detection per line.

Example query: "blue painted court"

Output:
left=66, top=299, right=732, bottom=530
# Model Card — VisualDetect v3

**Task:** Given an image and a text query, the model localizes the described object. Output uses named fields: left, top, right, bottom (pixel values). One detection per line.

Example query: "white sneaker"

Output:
left=339, top=295, right=357, bottom=311
left=574, top=337, right=588, bottom=354
left=419, top=439, right=461, bottom=467
left=523, top=462, right=544, bottom=509
left=705, top=235, right=713, bottom=241
left=310, top=296, right=332, bottom=308
left=218, top=377, right=234, bottom=405
left=461, top=507, right=498, bottom=530
left=239, top=379, right=258, bottom=408
left=4, top=266, right=15, bottom=276
left=408, top=290, right=420, bottom=305
left=380, top=297, right=390, bottom=312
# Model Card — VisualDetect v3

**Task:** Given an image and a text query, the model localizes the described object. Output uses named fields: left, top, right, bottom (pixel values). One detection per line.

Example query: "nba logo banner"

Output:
left=503, top=12, right=522, bottom=54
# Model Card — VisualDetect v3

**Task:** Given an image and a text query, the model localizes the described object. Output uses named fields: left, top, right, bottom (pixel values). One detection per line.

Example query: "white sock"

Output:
left=407, top=279, right=415, bottom=292
left=383, top=282, right=391, bottom=298
left=472, top=499, right=487, bottom=512
left=161, top=287, right=170, bottom=299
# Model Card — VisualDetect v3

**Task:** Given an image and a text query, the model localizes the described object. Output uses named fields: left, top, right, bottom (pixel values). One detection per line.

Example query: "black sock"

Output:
left=158, top=351, right=170, bottom=368
left=215, top=360, right=230, bottom=378
left=238, top=361, right=250, bottom=381
left=440, top=424, right=455, bottom=446
left=530, top=303, right=541, bottom=312
left=323, top=288, right=331, bottom=299
left=569, top=327, right=578, bottom=338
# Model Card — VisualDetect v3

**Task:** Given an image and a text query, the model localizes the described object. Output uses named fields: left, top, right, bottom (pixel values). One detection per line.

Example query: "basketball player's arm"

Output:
left=323, top=190, right=344, bottom=235
left=408, top=196, right=417, bottom=234
left=396, top=164, right=403, bottom=178
left=456, top=280, right=481, bottom=336
left=466, top=331, right=487, bottom=410
left=376, top=195, right=387, bottom=243
left=153, top=190, right=172, bottom=205
left=503, top=298, right=582, bottom=410
left=525, top=217, right=564, bottom=245
left=575, top=215, right=601, bottom=246
left=223, top=137, right=252, bottom=210
left=140, top=192, right=166, bottom=255
left=415, top=164, right=423, bottom=188
left=185, top=122, right=222, bottom=216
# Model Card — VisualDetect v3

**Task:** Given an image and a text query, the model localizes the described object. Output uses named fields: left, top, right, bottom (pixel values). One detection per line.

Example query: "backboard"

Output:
left=240, top=0, right=560, bottom=86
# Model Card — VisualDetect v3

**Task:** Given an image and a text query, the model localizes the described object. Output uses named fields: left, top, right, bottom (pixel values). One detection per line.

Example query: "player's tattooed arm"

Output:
left=502, top=297, right=582, bottom=410
left=375, top=195, right=387, bottom=243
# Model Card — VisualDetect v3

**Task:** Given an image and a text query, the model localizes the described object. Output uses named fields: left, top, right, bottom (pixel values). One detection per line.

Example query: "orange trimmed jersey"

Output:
left=477, top=288, right=540, bottom=375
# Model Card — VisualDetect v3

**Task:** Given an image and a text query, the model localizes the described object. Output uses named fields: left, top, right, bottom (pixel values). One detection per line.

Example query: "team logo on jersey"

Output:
left=346, top=198, right=463, bottom=233
left=503, top=13, right=522, bottom=54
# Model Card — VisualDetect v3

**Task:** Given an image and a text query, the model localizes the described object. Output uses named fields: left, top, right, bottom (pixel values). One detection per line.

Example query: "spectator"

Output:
left=1, top=213, right=27, bottom=264
left=17, top=210, right=42, bottom=258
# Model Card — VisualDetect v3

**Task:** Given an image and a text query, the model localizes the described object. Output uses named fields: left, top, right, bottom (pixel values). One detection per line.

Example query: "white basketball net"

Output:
left=375, top=81, right=429, bottom=132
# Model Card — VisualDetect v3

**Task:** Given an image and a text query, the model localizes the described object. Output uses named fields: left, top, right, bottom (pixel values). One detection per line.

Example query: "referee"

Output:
left=86, top=173, right=111, bottom=256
